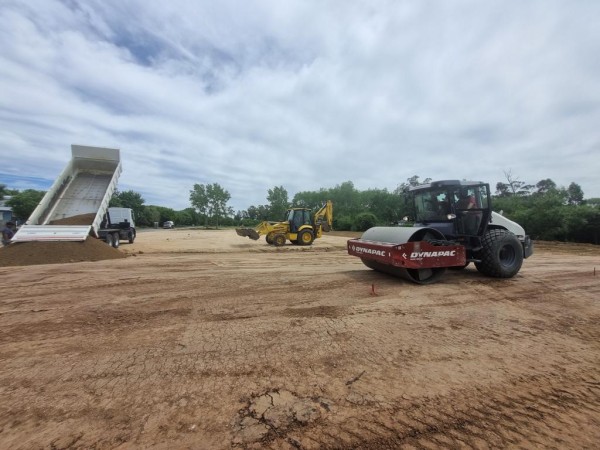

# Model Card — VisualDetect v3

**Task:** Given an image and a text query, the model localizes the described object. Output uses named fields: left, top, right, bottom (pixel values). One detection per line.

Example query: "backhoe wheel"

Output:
left=475, top=229, right=523, bottom=278
left=266, top=233, right=274, bottom=245
left=105, top=233, right=114, bottom=247
left=298, top=229, right=314, bottom=246
left=273, top=234, right=286, bottom=247
left=112, top=232, right=120, bottom=248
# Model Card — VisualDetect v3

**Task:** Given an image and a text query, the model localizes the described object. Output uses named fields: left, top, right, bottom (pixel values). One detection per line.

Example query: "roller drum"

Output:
left=359, top=226, right=447, bottom=285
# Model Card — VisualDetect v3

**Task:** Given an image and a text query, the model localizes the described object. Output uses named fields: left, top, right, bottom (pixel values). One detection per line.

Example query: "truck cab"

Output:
left=98, top=207, right=136, bottom=248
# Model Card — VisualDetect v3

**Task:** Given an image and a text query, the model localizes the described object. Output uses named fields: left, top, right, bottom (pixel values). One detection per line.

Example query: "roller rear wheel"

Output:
left=475, top=229, right=523, bottom=278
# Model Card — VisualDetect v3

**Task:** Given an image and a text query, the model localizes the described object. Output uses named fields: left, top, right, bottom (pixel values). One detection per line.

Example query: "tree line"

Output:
left=2, top=174, right=599, bottom=244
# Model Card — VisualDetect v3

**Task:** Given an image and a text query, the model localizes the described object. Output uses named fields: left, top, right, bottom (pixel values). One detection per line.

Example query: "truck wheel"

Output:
left=112, top=232, right=120, bottom=248
left=475, top=229, right=523, bottom=278
left=273, top=234, right=286, bottom=247
left=298, top=229, right=314, bottom=246
left=266, top=233, right=274, bottom=245
left=128, top=230, right=136, bottom=244
left=105, top=233, right=114, bottom=247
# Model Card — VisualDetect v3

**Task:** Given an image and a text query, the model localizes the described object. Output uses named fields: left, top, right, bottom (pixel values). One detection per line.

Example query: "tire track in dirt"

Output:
left=1, top=238, right=599, bottom=449
left=248, top=371, right=600, bottom=449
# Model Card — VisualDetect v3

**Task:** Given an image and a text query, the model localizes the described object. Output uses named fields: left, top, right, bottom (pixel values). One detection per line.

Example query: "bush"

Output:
left=334, top=216, right=353, bottom=231
left=354, top=213, right=378, bottom=231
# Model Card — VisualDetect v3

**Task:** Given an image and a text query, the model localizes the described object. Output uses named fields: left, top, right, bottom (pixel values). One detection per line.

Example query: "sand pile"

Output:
left=0, top=213, right=126, bottom=267
left=0, top=239, right=126, bottom=267
left=49, top=213, right=96, bottom=225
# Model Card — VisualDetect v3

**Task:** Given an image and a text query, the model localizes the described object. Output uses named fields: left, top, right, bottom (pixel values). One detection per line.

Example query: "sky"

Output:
left=1, top=0, right=599, bottom=212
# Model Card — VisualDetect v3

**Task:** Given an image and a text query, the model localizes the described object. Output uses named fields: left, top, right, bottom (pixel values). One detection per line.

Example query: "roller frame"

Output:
left=347, top=238, right=466, bottom=270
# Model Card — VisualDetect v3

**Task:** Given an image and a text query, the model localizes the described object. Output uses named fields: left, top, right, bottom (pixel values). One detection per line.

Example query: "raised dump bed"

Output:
left=12, top=145, right=122, bottom=242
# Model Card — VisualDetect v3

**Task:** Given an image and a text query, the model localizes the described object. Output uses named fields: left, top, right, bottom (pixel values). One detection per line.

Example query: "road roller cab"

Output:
left=348, top=180, right=533, bottom=284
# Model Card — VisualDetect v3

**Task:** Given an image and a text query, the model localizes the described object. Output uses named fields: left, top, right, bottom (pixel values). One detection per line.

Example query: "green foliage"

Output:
left=491, top=179, right=600, bottom=244
left=110, top=190, right=146, bottom=223
left=267, top=186, right=289, bottom=220
left=139, top=206, right=161, bottom=226
left=6, top=189, right=45, bottom=220
left=567, top=182, right=584, bottom=205
left=0, top=184, right=6, bottom=201
left=360, top=188, right=405, bottom=224
left=354, top=212, right=378, bottom=231
left=189, top=183, right=232, bottom=228
left=334, top=215, right=353, bottom=231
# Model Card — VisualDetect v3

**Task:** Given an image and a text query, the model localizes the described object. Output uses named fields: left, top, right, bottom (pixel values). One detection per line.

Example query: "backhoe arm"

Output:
left=314, top=200, right=333, bottom=233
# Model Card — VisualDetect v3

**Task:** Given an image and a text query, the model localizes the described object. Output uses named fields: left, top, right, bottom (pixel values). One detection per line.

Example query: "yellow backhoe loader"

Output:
left=236, top=201, right=333, bottom=246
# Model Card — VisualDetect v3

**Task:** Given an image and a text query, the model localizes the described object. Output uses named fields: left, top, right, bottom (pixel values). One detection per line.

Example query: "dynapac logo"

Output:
left=410, top=250, right=456, bottom=258
left=351, top=245, right=387, bottom=257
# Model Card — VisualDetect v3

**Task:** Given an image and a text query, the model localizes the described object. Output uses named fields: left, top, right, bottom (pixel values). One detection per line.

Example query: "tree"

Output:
left=140, top=206, right=161, bottom=226
left=110, top=190, right=145, bottom=221
left=190, top=183, right=231, bottom=228
left=502, top=170, right=533, bottom=196
left=267, top=186, right=289, bottom=221
left=395, top=175, right=432, bottom=195
left=567, top=182, right=584, bottom=205
left=206, top=183, right=231, bottom=228
left=189, top=184, right=209, bottom=225
left=354, top=212, right=378, bottom=231
left=6, top=189, right=45, bottom=220
left=495, top=182, right=511, bottom=197
left=535, top=179, right=557, bottom=194
left=0, top=184, right=6, bottom=201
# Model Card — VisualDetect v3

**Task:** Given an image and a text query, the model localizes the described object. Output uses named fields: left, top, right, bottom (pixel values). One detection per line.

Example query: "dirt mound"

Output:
left=0, top=238, right=126, bottom=267
left=49, top=213, right=96, bottom=225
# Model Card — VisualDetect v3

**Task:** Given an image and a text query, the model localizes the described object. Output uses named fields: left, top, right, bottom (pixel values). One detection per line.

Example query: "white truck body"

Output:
left=12, top=145, right=124, bottom=242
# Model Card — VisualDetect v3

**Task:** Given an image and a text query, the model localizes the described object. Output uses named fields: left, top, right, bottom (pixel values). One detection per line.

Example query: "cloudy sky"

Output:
left=1, top=0, right=599, bottom=211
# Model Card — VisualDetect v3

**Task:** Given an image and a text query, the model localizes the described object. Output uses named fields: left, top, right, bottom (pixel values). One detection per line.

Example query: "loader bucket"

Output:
left=236, top=227, right=260, bottom=240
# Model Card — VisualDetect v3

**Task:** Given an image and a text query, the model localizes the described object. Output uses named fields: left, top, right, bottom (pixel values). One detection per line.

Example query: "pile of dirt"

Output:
left=49, top=213, right=96, bottom=225
left=0, top=238, right=126, bottom=267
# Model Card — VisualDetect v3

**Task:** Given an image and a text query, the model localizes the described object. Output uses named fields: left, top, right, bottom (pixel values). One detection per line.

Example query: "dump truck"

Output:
left=236, top=200, right=333, bottom=246
left=11, top=145, right=136, bottom=248
left=348, top=180, right=533, bottom=284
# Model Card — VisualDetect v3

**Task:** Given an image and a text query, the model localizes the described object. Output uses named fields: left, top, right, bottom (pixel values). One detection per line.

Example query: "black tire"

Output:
left=297, top=229, right=314, bottom=246
left=273, top=234, right=286, bottom=247
left=105, top=233, right=114, bottom=247
left=475, top=229, right=523, bottom=278
left=266, top=233, right=274, bottom=245
left=128, top=230, right=136, bottom=244
left=112, top=232, right=120, bottom=248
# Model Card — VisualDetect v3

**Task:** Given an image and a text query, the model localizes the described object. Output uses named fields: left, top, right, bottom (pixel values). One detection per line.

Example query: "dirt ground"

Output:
left=1, top=229, right=599, bottom=449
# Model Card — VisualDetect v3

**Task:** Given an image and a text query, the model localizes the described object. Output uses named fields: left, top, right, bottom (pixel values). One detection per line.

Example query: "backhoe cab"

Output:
left=236, top=201, right=333, bottom=247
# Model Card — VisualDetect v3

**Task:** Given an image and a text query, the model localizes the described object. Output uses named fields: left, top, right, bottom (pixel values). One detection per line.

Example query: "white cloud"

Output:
left=1, top=0, right=599, bottom=212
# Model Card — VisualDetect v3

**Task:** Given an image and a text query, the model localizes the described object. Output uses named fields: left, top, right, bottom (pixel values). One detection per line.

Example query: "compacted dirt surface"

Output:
left=1, top=229, right=599, bottom=449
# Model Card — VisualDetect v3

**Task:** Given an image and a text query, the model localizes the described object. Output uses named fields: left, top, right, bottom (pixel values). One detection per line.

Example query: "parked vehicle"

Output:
left=163, top=221, right=174, bottom=229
